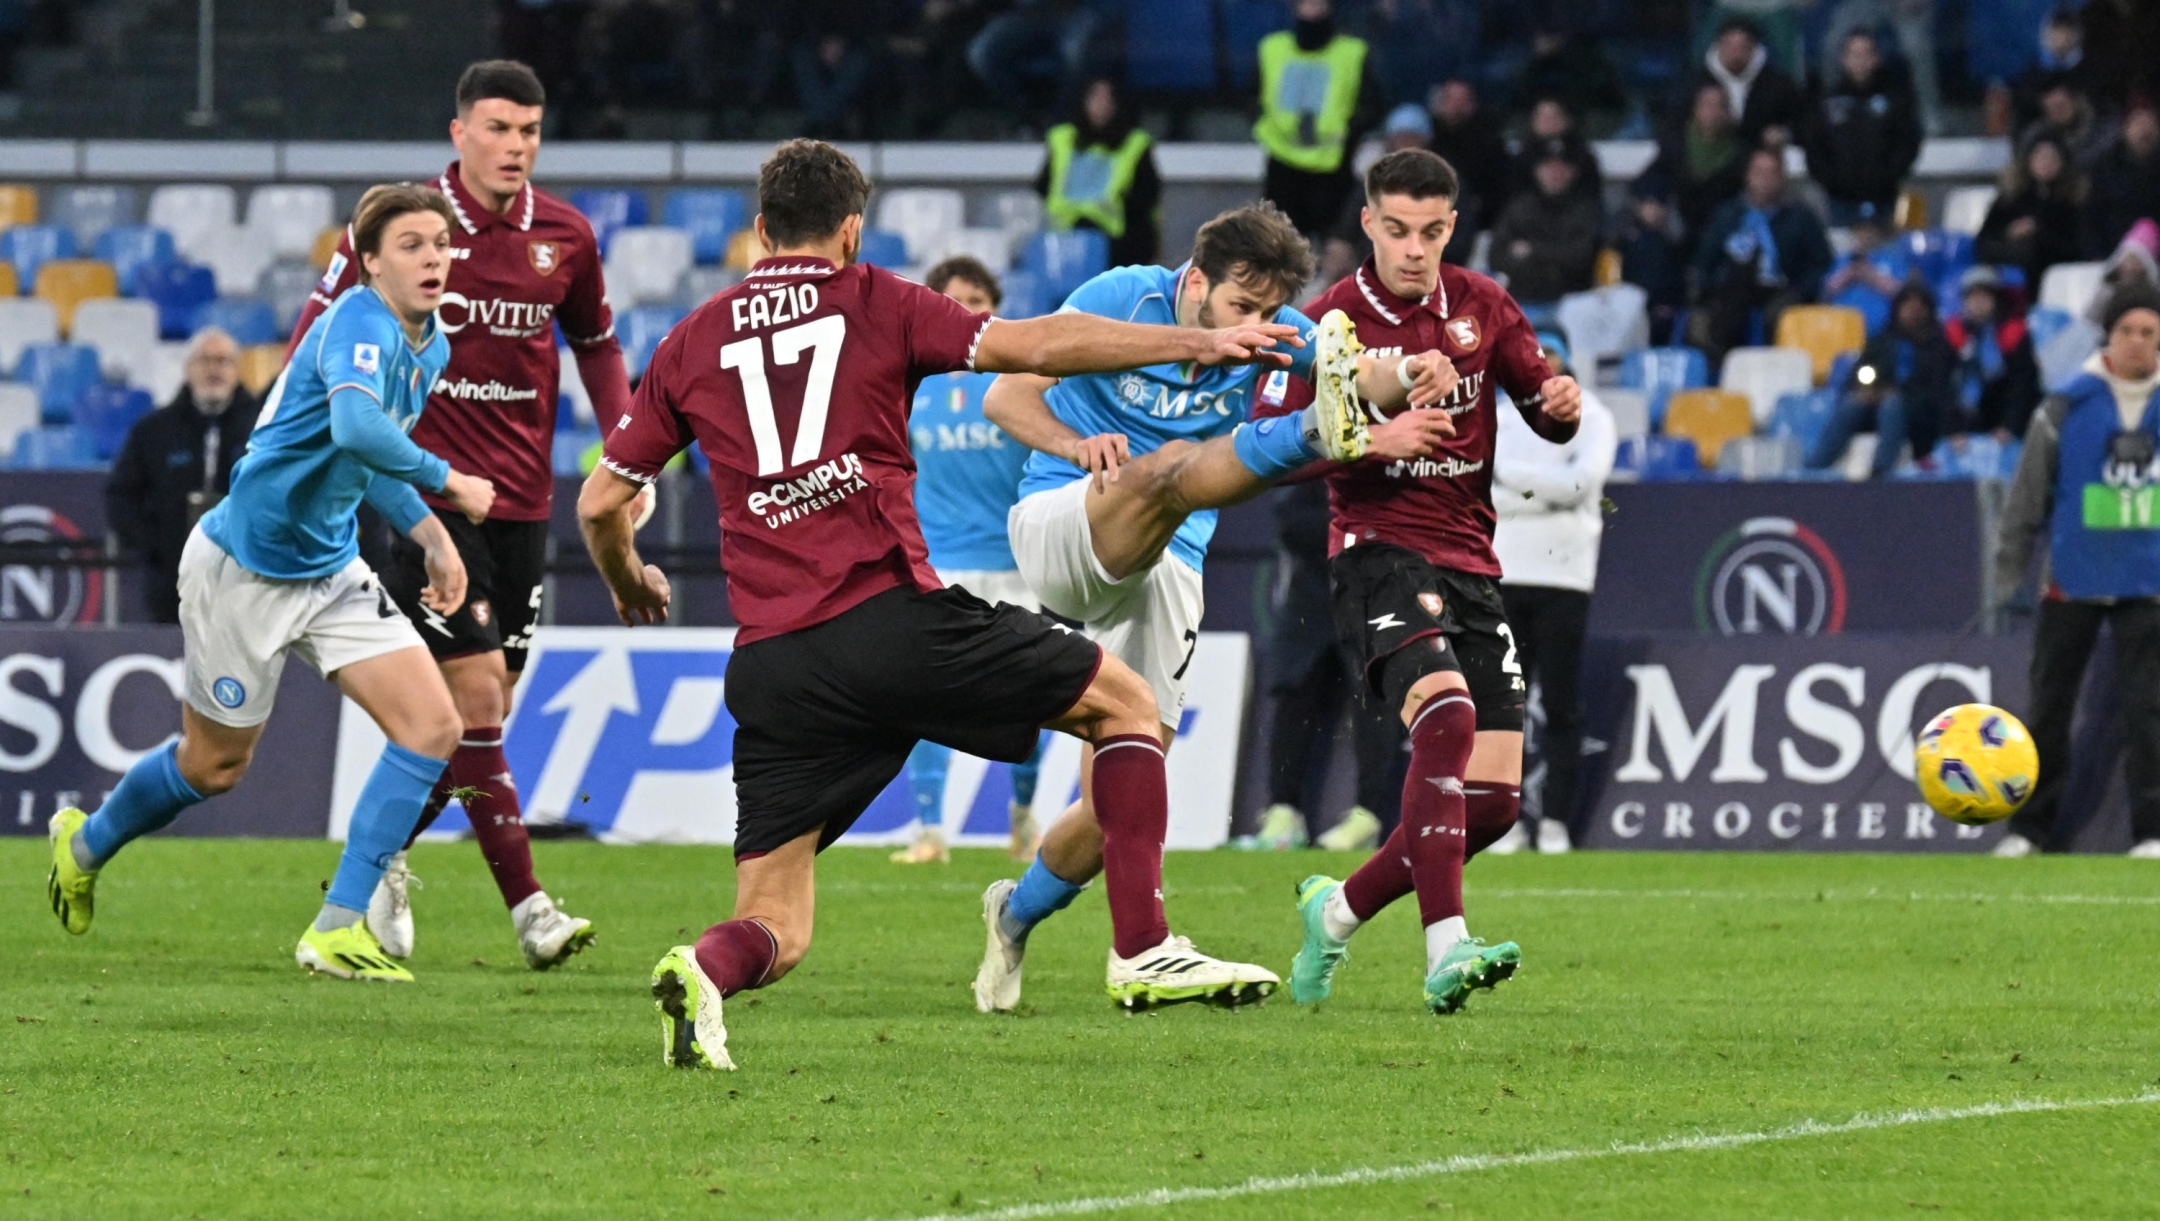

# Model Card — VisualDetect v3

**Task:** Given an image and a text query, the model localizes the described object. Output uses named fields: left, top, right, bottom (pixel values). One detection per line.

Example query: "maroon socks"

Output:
left=1400, top=693, right=1477, bottom=926
left=1343, top=823, right=1414, bottom=921
left=1091, top=733, right=1173, bottom=958
left=1465, top=782, right=1522, bottom=858
left=419, top=728, right=543, bottom=909
left=694, top=918, right=780, bottom=997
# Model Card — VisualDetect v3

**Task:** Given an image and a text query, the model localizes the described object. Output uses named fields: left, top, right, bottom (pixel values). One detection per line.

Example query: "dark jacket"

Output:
left=1504, top=133, right=1603, bottom=212
left=1648, top=121, right=1746, bottom=244
left=1692, top=195, right=1833, bottom=299
left=2084, top=140, right=2160, bottom=258
left=1975, top=187, right=2088, bottom=286
left=1689, top=59, right=1804, bottom=145
left=1429, top=111, right=1511, bottom=236
left=1619, top=221, right=1688, bottom=342
left=105, top=385, right=260, bottom=622
left=1946, top=313, right=2042, bottom=436
left=1850, top=317, right=1959, bottom=426
left=1489, top=187, right=1602, bottom=303
left=1801, top=69, right=1923, bottom=214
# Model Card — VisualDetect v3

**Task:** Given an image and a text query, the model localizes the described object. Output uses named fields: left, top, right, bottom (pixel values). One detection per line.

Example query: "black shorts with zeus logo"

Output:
left=724, top=584, right=1102, bottom=859
left=382, top=511, right=549, bottom=673
left=1329, top=541, right=1527, bottom=732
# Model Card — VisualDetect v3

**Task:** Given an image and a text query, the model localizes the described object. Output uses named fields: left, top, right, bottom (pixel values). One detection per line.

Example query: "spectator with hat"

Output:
left=1806, top=280, right=1959, bottom=476
left=1801, top=28, right=1923, bottom=227
left=1947, top=266, right=2041, bottom=439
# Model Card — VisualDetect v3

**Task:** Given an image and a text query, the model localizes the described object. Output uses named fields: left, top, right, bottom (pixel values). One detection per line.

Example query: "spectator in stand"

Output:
left=1820, top=214, right=1907, bottom=332
left=1650, top=80, right=1747, bottom=245
left=1489, top=141, right=1603, bottom=307
left=1618, top=174, right=1689, bottom=345
left=2011, top=6, right=2096, bottom=134
left=1035, top=77, right=1161, bottom=268
left=1252, top=0, right=1385, bottom=239
left=2023, top=81, right=2115, bottom=171
left=1315, top=104, right=1433, bottom=285
left=1821, top=0, right=1942, bottom=136
left=1802, top=29, right=1923, bottom=226
left=104, top=328, right=260, bottom=624
left=1426, top=79, right=1509, bottom=261
left=2086, top=102, right=2160, bottom=259
left=1690, top=146, right=1833, bottom=367
left=967, top=0, right=1102, bottom=128
left=1505, top=97, right=1603, bottom=211
left=594, top=0, right=693, bottom=111
left=1517, top=18, right=1626, bottom=123
left=788, top=0, right=880, bottom=138
left=1806, top=281, right=1958, bottom=476
left=1978, top=134, right=2090, bottom=288
left=1948, top=266, right=2042, bottom=439
left=885, top=0, right=998, bottom=137
left=2086, top=223, right=2160, bottom=331
left=1694, top=15, right=1805, bottom=147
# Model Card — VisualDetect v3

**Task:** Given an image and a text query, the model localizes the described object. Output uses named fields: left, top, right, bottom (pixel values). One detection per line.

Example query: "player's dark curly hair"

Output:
left=1190, top=202, right=1313, bottom=307
left=925, top=256, right=1003, bottom=308
left=456, top=60, right=545, bottom=113
left=759, top=139, right=874, bottom=249
left=1366, top=148, right=1459, bottom=205
left=350, top=183, right=457, bottom=285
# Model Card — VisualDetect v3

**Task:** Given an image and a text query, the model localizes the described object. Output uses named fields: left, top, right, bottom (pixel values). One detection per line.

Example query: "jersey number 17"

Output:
left=720, top=314, right=848, bottom=476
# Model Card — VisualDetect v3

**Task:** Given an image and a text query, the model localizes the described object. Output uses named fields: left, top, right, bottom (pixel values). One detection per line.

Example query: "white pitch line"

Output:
left=1472, top=886, right=2160, bottom=907
left=884, top=1091, right=2160, bottom=1221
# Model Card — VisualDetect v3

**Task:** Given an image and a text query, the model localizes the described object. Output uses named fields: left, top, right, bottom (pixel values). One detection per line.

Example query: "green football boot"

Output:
left=651, top=945, right=735, bottom=1070
left=1424, top=937, right=1521, bottom=1015
left=295, top=921, right=414, bottom=982
left=47, top=807, right=97, bottom=935
left=1289, top=874, right=1350, bottom=1005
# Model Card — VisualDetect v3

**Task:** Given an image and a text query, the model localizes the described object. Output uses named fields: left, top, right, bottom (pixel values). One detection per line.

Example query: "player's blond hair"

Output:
left=350, top=183, right=457, bottom=286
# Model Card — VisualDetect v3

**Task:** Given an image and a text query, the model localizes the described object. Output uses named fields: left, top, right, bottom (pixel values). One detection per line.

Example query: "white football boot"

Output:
left=2128, top=839, right=2160, bottom=859
left=1485, top=821, right=1530, bottom=855
left=973, top=879, right=1026, bottom=1013
left=1008, top=802, right=1042, bottom=861
left=1536, top=817, right=1573, bottom=854
left=1105, top=934, right=1279, bottom=1010
left=366, top=851, right=419, bottom=959
left=1992, top=833, right=2037, bottom=858
left=513, top=891, right=596, bottom=970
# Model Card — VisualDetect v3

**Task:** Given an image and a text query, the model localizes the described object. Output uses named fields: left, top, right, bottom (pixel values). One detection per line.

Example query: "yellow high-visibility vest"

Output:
left=1251, top=31, right=1367, bottom=174
left=1043, top=124, right=1153, bottom=238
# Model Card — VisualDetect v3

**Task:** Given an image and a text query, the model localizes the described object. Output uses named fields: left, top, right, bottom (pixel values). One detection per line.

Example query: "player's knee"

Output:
left=1397, top=664, right=1468, bottom=727
left=1083, top=656, right=1160, bottom=739
left=395, top=703, right=464, bottom=761
left=176, top=735, right=252, bottom=796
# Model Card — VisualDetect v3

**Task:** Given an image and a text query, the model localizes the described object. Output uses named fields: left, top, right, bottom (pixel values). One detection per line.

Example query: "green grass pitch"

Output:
left=5, top=840, right=2159, bottom=1219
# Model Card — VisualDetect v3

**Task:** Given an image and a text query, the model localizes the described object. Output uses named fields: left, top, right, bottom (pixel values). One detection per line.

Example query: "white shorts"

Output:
left=1008, top=476, right=1205, bottom=727
left=178, top=526, right=427, bottom=728
left=935, top=566, right=1041, bottom=613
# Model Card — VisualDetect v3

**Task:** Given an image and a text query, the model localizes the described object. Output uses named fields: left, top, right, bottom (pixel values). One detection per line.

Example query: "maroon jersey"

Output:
left=603, top=257, right=993, bottom=644
left=1270, top=260, right=1553, bottom=576
left=290, top=162, right=619, bottom=521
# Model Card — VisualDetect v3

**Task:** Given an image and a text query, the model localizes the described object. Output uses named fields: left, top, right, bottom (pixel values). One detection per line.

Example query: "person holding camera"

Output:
left=1804, top=281, right=1958, bottom=476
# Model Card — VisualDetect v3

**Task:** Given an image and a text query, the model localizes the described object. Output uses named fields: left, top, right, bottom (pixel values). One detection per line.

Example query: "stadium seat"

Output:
left=1594, top=248, right=1623, bottom=287
left=0, top=262, right=14, bottom=296
left=876, top=189, right=966, bottom=265
left=0, top=297, right=58, bottom=372
left=1126, top=0, right=1218, bottom=93
left=676, top=265, right=737, bottom=305
left=1719, top=346, right=1813, bottom=425
left=139, top=341, right=190, bottom=402
left=310, top=225, right=343, bottom=270
left=1661, top=388, right=1755, bottom=466
left=1773, top=305, right=1867, bottom=384
left=858, top=228, right=910, bottom=270
left=93, top=226, right=177, bottom=295
left=557, top=344, right=592, bottom=427
left=68, top=298, right=159, bottom=382
left=192, top=224, right=274, bottom=296
left=51, top=184, right=137, bottom=249
left=245, top=185, right=336, bottom=259
left=1940, top=186, right=1997, bottom=237
left=147, top=184, right=239, bottom=260
left=1613, top=434, right=1701, bottom=480
left=10, top=424, right=99, bottom=469
left=992, top=191, right=1043, bottom=249
left=261, top=259, right=320, bottom=333
left=238, top=344, right=284, bottom=395
left=34, top=259, right=119, bottom=332
left=0, top=184, right=36, bottom=232
left=1767, top=388, right=1838, bottom=454
left=1897, top=229, right=1974, bottom=284
left=189, top=299, right=279, bottom=347
left=1600, top=387, right=1650, bottom=440
left=1615, top=345, right=1709, bottom=424
left=570, top=189, right=649, bottom=252
left=930, top=227, right=1015, bottom=271
left=662, top=189, right=748, bottom=265
left=2038, top=261, right=2106, bottom=317
left=1894, top=189, right=1928, bottom=230
left=72, top=382, right=154, bottom=460
left=0, top=224, right=77, bottom=291
left=2029, top=306, right=2102, bottom=391
left=723, top=227, right=764, bottom=271
left=997, top=269, right=1049, bottom=319
left=17, top=342, right=102, bottom=422
left=1555, top=285, right=1650, bottom=371
left=605, top=226, right=695, bottom=307
left=0, top=382, right=37, bottom=456
left=1220, top=0, right=1293, bottom=87
left=1022, top=229, right=1110, bottom=309
left=619, top=305, right=688, bottom=378
left=1718, top=434, right=1804, bottom=479
left=136, top=261, right=218, bottom=339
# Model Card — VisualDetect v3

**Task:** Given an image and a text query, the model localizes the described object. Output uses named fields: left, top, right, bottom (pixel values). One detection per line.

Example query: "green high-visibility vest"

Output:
left=1043, top=124, right=1153, bottom=239
left=1252, top=31, right=1367, bottom=174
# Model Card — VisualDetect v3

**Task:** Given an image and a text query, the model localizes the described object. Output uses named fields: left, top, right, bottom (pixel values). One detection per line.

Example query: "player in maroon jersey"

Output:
left=287, top=61, right=629, bottom=970
left=1269, top=148, right=1584, bottom=1015
left=578, top=140, right=1297, bottom=1070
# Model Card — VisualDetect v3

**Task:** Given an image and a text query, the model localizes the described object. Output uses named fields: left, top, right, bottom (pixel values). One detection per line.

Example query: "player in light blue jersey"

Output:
left=893, top=257, right=1053, bottom=865
left=45, top=185, right=498, bottom=984
left=972, top=202, right=1464, bottom=1012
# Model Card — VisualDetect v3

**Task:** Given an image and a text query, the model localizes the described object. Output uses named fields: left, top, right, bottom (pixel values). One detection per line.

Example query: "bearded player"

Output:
left=289, top=60, right=629, bottom=969
left=1270, top=148, right=1583, bottom=1015
left=578, top=140, right=1301, bottom=1071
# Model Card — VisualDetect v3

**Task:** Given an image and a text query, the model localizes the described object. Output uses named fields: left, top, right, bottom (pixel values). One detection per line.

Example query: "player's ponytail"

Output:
left=350, top=183, right=458, bottom=286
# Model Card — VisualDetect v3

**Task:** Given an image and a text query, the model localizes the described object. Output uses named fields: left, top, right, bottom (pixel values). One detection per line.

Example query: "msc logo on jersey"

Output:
left=1444, top=316, right=1481, bottom=353
left=1694, top=516, right=1848, bottom=637
left=352, top=343, right=379, bottom=374
left=1115, top=373, right=1149, bottom=405
left=528, top=240, right=561, bottom=276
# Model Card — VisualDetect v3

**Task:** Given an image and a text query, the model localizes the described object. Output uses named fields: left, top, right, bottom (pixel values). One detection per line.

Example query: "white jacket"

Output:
left=1492, top=388, right=1618, bottom=593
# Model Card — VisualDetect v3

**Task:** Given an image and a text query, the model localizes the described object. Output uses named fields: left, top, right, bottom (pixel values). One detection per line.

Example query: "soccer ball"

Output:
left=1913, top=703, right=2039, bottom=826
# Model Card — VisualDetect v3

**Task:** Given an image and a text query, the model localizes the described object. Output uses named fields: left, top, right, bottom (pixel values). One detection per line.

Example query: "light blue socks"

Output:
left=323, top=741, right=447, bottom=917
left=78, top=740, right=203, bottom=869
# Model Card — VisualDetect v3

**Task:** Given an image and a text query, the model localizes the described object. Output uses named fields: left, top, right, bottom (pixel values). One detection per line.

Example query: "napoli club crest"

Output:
left=1444, top=315, right=1481, bottom=353
left=528, top=240, right=561, bottom=276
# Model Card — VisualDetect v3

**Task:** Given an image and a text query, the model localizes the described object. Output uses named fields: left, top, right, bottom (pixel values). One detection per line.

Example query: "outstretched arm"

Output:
left=974, top=313, right=1300, bottom=377
left=984, top=373, right=1131, bottom=487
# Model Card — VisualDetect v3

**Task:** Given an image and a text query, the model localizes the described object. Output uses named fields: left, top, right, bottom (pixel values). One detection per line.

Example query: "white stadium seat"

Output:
left=605, top=226, right=695, bottom=307
left=246, top=185, right=337, bottom=259
left=1556, top=284, right=1650, bottom=370
left=147, top=184, right=238, bottom=261
left=52, top=184, right=137, bottom=249
left=1940, top=186, right=1997, bottom=237
left=1599, top=387, right=1650, bottom=440
left=557, top=346, right=593, bottom=426
left=875, top=188, right=966, bottom=265
left=0, top=383, right=39, bottom=457
left=930, top=227, right=1015, bottom=271
left=0, top=298, right=59, bottom=373
left=1719, top=345, right=1813, bottom=426
left=2038, top=261, right=2107, bottom=317
left=677, top=265, right=738, bottom=305
left=69, top=298, right=160, bottom=382
left=261, top=259, right=320, bottom=332
left=992, top=190, right=1043, bottom=254
left=192, top=224, right=274, bottom=296
left=140, top=341, right=191, bottom=403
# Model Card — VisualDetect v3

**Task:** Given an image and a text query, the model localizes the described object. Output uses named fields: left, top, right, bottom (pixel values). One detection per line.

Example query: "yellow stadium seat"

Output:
left=34, top=259, right=119, bottom=333
left=1894, top=188, right=1928, bottom=230
left=0, top=262, right=18, bottom=297
left=1594, top=248, right=1622, bottom=287
left=725, top=228, right=763, bottom=271
left=0, top=185, right=37, bottom=232
left=1662, top=388, right=1756, bottom=467
left=1775, top=305, right=1868, bottom=384
left=239, top=344, right=285, bottom=395
left=310, top=226, right=344, bottom=270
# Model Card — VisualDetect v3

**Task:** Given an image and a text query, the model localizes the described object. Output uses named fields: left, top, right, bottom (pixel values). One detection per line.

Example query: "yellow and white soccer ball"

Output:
left=1913, top=703, right=2039, bottom=826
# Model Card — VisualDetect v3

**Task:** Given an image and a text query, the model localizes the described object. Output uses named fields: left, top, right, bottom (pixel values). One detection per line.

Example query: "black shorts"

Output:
left=1329, top=542, right=1526, bottom=732
left=724, top=584, right=1103, bottom=858
left=382, top=511, right=549, bottom=673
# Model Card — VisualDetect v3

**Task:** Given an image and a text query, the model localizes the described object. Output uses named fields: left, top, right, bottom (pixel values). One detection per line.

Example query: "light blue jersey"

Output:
left=203, top=285, right=451, bottom=580
left=911, top=369, right=1028, bottom=571
left=1018, top=262, right=1317, bottom=571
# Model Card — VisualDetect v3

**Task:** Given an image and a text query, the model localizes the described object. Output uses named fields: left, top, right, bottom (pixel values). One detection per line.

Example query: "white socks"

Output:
left=1321, top=885, right=1363, bottom=942
left=1425, top=916, right=1468, bottom=974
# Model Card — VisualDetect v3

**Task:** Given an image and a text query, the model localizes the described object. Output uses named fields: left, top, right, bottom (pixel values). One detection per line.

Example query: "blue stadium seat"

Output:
left=662, top=190, right=749, bottom=265
left=858, top=228, right=910, bottom=270
left=1616, top=345, right=1709, bottom=424
left=0, top=225, right=78, bottom=291
left=1826, top=349, right=1860, bottom=390
left=10, top=424, right=99, bottom=469
left=2025, top=305, right=2075, bottom=351
left=16, top=343, right=102, bottom=422
left=1614, top=434, right=1701, bottom=481
left=72, top=383, right=154, bottom=460
left=1767, top=389, right=1838, bottom=454
left=998, top=269, right=1049, bottom=320
left=189, top=298, right=279, bottom=346
left=570, top=190, right=649, bottom=252
left=619, top=305, right=689, bottom=378
left=1219, top=0, right=1293, bottom=88
left=1899, top=229, right=1974, bottom=283
left=1022, top=229, right=1109, bottom=309
left=1126, top=0, right=1217, bottom=93
left=136, top=261, right=218, bottom=339
left=93, top=226, right=177, bottom=296
left=553, top=428, right=600, bottom=476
